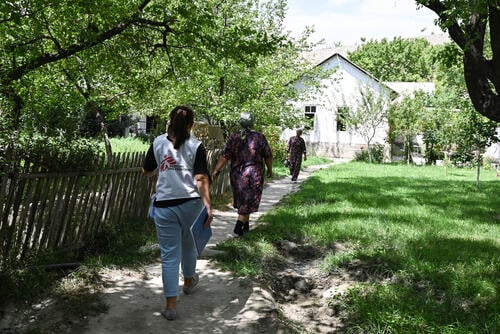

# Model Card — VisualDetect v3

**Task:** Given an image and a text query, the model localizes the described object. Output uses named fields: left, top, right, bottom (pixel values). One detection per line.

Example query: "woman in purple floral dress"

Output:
left=287, top=128, right=307, bottom=182
left=212, top=113, right=273, bottom=236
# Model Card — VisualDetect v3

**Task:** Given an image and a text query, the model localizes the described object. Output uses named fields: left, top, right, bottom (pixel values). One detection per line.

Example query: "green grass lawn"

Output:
left=103, top=137, right=150, bottom=153
left=270, top=155, right=332, bottom=179
left=215, top=162, right=499, bottom=333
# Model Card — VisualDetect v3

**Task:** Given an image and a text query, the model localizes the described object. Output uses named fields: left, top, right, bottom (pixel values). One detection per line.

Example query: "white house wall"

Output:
left=484, top=127, right=500, bottom=162
left=286, top=54, right=391, bottom=158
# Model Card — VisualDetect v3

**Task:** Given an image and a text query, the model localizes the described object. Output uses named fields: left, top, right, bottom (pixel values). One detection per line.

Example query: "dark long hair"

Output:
left=167, top=105, right=194, bottom=149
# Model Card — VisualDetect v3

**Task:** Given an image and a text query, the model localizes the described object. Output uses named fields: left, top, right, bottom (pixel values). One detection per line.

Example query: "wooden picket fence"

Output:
left=0, top=149, right=229, bottom=271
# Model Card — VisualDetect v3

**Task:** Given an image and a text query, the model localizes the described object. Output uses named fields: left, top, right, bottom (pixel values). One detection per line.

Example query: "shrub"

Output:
left=354, top=144, right=384, bottom=163
left=135, top=131, right=156, bottom=144
left=16, top=133, right=104, bottom=171
left=483, top=155, right=499, bottom=170
left=107, top=115, right=138, bottom=137
left=262, top=126, right=287, bottom=163
left=450, top=149, right=474, bottom=167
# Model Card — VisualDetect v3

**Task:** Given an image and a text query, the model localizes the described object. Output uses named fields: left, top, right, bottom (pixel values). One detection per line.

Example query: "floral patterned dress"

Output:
left=287, top=135, right=306, bottom=181
left=221, top=130, right=273, bottom=214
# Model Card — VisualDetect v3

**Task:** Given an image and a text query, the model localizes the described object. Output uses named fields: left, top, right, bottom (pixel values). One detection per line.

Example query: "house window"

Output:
left=336, top=106, right=348, bottom=131
left=304, top=105, right=316, bottom=119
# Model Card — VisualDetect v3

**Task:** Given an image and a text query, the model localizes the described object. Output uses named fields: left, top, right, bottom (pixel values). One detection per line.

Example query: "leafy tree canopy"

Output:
left=0, top=0, right=317, bottom=151
left=348, top=37, right=435, bottom=82
left=416, top=0, right=500, bottom=122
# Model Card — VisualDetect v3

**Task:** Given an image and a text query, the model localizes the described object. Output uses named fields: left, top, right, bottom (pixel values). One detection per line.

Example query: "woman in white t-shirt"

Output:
left=142, top=105, right=213, bottom=321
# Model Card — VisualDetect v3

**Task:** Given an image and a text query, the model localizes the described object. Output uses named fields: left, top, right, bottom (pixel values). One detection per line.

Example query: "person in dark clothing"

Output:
left=211, top=112, right=273, bottom=236
left=286, top=128, right=307, bottom=182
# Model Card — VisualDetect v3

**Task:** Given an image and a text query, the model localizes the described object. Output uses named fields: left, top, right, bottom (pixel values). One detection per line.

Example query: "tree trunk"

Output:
left=97, top=112, right=113, bottom=162
left=2, top=88, right=24, bottom=174
left=103, top=131, right=113, bottom=161
left=366, top=141, right=372, bottom=163
left=476, top=147, right=481, bottom=189
left=85, top=101, right=113, bottom=162
left=463, top=51, right=500, bottom=123
left=444, top=151, right=450, bottom=176
left=404, top=135, right=412, bottom=165
left=420, top=2, right=500, bottom=122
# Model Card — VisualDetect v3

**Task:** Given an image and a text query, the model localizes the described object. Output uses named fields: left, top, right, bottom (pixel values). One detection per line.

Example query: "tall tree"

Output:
left=454, top=104, right=499, bottom=187
left=345, top=84, right=390, bottom=163
left=389, top=92, right=426, bottom=164
left=416, top=0, right=500, bottom=122
left=425, top=41, right=499, bottom=182
left=0, top=0, right=294, bottom=159
left=136, top=0, right=318, bottom=134
left=348, top=37, right=435, bottom=82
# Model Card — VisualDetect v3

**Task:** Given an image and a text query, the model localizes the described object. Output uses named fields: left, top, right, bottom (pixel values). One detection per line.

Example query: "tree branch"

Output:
left=40, top=9, right=62, bottom=51
left=421, top=0, right=500, bottom=121
left=464, top=12, right=486, bottom=54
left=422, top=0, right=468, bottom=49
left=3, top=0, right=154, bottom=85
left=7, top=22, right=130, bottom=83
left=136, top=18, right=175, bottom=31
left=489, top=5, right=500, bottom=80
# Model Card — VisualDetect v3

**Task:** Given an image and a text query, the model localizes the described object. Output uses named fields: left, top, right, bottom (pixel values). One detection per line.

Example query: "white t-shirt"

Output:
left=151, top=134, right=202, bottom=201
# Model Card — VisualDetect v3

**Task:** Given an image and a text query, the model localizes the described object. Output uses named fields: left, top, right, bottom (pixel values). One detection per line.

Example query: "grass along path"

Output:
left=215, top=162, right=499, bottom=333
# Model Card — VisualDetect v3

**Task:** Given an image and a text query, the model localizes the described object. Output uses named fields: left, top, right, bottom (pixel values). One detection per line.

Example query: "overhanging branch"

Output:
left=422, top=0, right=468, bottom=49
left=3, top=0, right=155, bottom=85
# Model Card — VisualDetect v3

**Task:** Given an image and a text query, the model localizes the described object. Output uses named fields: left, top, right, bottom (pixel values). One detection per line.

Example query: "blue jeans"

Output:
left=154, top=199, right=202, bottom=297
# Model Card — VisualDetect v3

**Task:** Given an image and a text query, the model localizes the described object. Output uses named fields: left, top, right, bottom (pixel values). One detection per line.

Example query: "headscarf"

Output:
left=239, top=112, right=254, bottom=139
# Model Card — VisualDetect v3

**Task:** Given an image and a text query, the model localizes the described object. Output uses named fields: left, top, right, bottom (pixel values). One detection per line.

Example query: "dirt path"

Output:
left=1, top=160, right=348, bottom=334
left=82, top=165, right=333, bottom=334
left=83, top=162, right=348, bottom=334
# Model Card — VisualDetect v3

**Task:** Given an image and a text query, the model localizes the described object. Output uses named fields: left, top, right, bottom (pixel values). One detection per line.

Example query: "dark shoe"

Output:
left=183, top=272, right=199, bottom=295
left=233, top=220, right=244, bottom=236
left=161, top=309, right=177, bottom=320
left=242, top=222, right=249, bottom=234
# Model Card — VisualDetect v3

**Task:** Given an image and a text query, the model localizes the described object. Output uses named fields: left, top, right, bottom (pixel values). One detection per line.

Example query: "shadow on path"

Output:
left=82, top=161, right=344, bottom=334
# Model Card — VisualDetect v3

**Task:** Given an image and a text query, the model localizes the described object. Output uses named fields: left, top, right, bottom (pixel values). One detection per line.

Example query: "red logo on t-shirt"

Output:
left=160, top=155, right=176, bottom=171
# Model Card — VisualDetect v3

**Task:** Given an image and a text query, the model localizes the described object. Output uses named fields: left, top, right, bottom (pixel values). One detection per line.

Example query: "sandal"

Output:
left=161, top=309, right=177, bottom=321
left=183, top=272, right=199, bottom=295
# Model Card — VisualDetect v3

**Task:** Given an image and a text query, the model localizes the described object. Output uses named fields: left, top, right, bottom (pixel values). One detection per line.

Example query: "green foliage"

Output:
left=348, top=37, right=435, bottom=81
left=17, top=69, right=87, bottom=137
left=416, top=0, right=500, bottom=122
left=216, top=162, right=499, bottom=332
left=424, top=42, right=499, bottom=167
left=15, top=134, right=104, bottom=171
left=389, top=91, right=427, bottom=164
left=262, top=126, right=287, bottom=163
left=347, top=84, right=389, bottom=163
left=103, top=137, right=150, bottom=153
left=353, top=144, right=384, bottom=163
left=84, top=220, right=158, bottom=266
left=1, top=0, right=313, bottom=154
left=449, top=105, right=499, bottom=166
left=0, top=216, right=157, bottom=305
left=0, top=264, right=59, bottom=305
left=430, top=43, right=464, bottom=89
